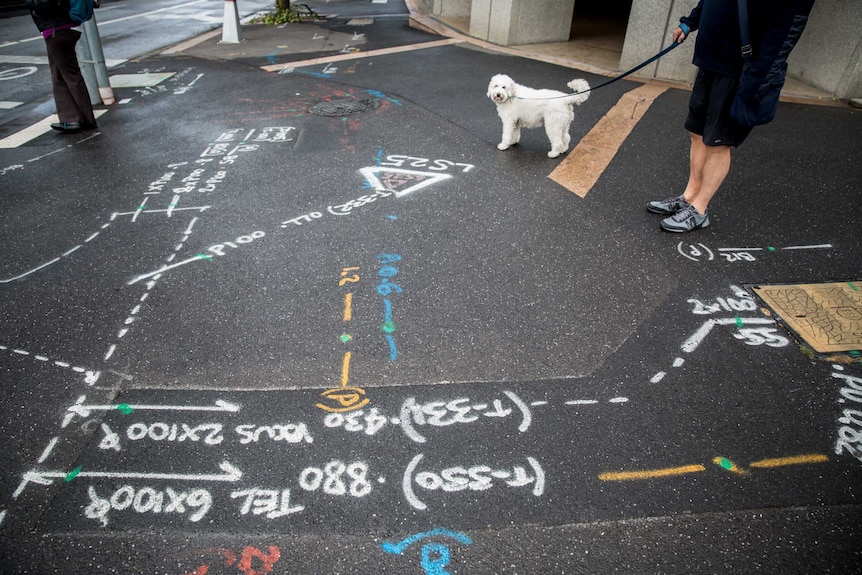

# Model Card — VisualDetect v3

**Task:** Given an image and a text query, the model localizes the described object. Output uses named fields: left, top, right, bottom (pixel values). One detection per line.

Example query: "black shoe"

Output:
left=51, top=122, right=81, bottom=133
left=81, top=121, right=98, bottom=130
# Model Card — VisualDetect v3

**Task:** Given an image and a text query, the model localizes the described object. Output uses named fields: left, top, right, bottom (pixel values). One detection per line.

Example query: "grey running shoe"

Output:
left=660, top=204, right=709, bottom=232
left=647, top=195, right=690, bottom=215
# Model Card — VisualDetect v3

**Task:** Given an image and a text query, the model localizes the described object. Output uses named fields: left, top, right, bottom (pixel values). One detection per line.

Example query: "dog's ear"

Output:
left=506, top=82, right=516, bottom=100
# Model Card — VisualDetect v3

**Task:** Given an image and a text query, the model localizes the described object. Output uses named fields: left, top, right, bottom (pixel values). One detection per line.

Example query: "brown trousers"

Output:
left=44, top=28, right=96, bottom=125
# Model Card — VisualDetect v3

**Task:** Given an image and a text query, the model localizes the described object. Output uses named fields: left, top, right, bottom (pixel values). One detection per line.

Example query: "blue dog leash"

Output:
left=518, top=38, right=684, bottom=100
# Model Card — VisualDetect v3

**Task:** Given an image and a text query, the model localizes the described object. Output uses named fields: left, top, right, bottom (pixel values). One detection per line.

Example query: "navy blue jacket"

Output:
left=32, top=0, right=93, bottom=34
left=681, top=0, right=815, bottom=78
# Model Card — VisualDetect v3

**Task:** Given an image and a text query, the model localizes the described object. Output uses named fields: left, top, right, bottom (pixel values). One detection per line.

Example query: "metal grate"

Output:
left=309, top=98, right=380, bottom=117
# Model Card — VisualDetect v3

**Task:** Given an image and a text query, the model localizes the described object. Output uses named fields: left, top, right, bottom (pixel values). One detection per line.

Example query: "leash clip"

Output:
left=741, top=44, right=753, bottom=58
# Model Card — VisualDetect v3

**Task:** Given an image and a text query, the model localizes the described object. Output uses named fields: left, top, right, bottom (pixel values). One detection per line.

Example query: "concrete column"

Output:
left=432, top=0, right=471, bottom=18
left=787, top=0, right=862, bottom=100
left=470, top=0, right=575, bottom=46
left=620, top=0, right=697, bottom=84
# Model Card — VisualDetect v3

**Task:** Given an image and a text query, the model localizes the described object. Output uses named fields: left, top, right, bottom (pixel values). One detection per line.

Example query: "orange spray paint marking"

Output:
left=238, top=545, right=281, bottom=575
left=599, top=464, right=705, bottom=481
left=749, top=454, right=828, bottom=468
left=341, top=351, right=351, bottom=387
left=343, top=292, right=353, bottom=322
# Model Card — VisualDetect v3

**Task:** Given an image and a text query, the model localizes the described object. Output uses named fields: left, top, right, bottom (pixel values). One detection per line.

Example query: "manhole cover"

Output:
left=309, top=98, right=379, bottom=117
left=753, top=281, right=862, bottom=354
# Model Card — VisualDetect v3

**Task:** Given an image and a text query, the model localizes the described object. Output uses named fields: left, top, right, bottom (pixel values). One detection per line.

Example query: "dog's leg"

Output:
left=546, top=124, right=567, bottom=158
left=498, top=121, right=518, bottom=151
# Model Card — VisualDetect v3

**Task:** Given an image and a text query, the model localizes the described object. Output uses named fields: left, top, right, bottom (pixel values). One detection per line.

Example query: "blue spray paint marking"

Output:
left=422, top=543, right=452, bottom=575
left=266, top=49, right=279, bottom=65
left=386, top=334, right=398, bottom=361
left=383, top=300, right=397, bottom=360
left=365, top=89, right=402, bottom=106
left=381, top=528, right=472, bottom=575
left=383, top=299, right=394, bottom=325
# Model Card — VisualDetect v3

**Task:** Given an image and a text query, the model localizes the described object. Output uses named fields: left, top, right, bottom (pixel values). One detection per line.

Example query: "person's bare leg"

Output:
left=683, top=132, right=731, bottom=214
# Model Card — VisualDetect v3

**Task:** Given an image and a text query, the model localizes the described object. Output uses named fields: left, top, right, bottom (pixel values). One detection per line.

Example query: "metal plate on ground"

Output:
left=753, top=281, right=862, bottom=353
left=309, top=97, right=380, bottom=116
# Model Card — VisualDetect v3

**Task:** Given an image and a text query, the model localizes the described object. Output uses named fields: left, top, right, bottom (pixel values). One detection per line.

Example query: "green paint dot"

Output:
left=197, top=254, right=213, bottom=260
left=717, top=458, right=734, bottom=470
left=117, top=403, right=133, bottom=415
left=340, top=334, right=353, bottom=343
left=735, top=317, right=743, bottom=328
left=850, top=350, right=860, bottom=357
left=382, top=321, right=396, bottom=333
left=65, top=466, right=82, bottom=482
left=767, top=246, right=776, bottom=252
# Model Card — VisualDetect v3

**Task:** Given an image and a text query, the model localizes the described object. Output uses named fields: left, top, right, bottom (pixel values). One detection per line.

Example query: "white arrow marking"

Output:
left=66, top=395, right=240, bottom=418
left=20, top=460, right=242, bottom=492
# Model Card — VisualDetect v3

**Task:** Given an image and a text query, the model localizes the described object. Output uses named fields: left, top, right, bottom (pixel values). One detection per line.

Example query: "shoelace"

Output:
left=672, top=205, right=699, bottom=221
left=662, top=196, right=688, bottom=210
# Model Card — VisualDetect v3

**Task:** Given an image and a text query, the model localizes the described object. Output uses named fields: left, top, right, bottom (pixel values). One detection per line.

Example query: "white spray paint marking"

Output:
left=0, top=223, right=112, bottom=283
left=0, top=345, right=100, bottom=384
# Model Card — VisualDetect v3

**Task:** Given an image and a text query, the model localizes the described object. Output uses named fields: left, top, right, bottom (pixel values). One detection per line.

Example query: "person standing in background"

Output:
left=29, top=0, right=97, bottom=134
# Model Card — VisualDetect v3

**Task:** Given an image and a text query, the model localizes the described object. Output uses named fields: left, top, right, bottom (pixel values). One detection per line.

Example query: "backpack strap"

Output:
left=737, top=0, right=753, bottom=58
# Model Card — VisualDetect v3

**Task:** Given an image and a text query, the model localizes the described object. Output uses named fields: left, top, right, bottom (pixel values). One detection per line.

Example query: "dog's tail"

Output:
left=565, top=79, right=590, bottom=105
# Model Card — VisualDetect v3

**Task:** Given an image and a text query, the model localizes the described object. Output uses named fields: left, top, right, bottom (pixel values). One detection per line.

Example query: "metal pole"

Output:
left=76, top=24, right=101, bottom=105
left=83, top=12, right=115, bottom=105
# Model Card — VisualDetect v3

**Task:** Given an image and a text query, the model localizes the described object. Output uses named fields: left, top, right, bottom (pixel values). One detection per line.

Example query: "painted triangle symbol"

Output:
left=359, top=167, right=452, bottom=198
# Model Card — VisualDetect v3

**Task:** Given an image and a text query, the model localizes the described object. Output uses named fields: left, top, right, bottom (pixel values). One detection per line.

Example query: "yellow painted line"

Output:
left=343, top=292, right=353, bottom=322
left=599, top=464, right=706, bottom=481
left=549, top=83, right=668, bottom=198
left=0, top=110, right=108, bottom=149
left=260, top=38, right=462, bottom=72
left=749, top=454, right=829, bottom=469
left=340, top=351, right=352, bottom=387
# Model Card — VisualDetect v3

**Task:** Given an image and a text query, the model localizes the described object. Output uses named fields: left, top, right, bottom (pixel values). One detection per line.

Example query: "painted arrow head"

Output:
left=218, top=460, right=243, bottom=481
left=215, top=399, right=240, bottom=412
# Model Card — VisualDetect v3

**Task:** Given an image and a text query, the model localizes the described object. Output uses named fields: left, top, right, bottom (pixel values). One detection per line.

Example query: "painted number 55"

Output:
left=733, top=327, right=789, bottom=347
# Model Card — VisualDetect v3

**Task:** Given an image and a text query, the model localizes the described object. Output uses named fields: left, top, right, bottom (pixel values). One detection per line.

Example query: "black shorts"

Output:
left=685, top=68, right=753, bottom=147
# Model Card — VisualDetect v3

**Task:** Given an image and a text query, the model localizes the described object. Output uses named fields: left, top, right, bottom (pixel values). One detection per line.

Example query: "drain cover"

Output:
left=309, top=98, right=379, bottom=117
left=753, top=281, right=862, bottom=354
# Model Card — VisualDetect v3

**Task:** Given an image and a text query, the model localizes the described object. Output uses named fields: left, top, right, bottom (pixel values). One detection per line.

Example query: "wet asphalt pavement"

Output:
left=0, top=1, right=861, bottom=573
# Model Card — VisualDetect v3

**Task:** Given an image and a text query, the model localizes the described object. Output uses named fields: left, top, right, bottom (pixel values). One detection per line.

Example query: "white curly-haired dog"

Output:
left=487, top=74, right=590, bottom=158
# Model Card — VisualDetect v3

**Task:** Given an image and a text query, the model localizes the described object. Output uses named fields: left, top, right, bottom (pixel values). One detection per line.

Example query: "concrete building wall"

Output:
left=421, top=0, right=861, bottom=100
left=788, top=0, right=862, bottom=99
left=470, top=0, right=575, bottom=45
left=620, top=0, right=697, bottom=85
